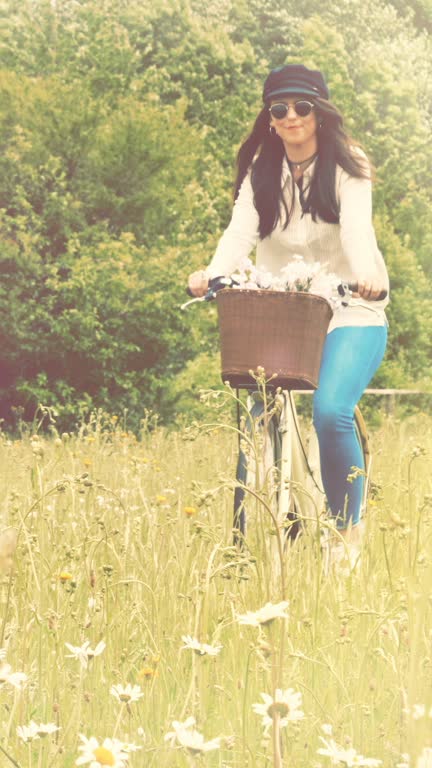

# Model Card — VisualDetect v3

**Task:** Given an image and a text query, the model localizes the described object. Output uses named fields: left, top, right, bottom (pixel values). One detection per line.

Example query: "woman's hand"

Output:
left=352, top=278, right=386, bottom=301
left=188, top=270, right=209, bottom=298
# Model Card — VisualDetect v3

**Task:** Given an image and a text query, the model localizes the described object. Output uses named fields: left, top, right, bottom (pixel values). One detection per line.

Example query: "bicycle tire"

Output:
left=233, top=392, right=300, bottom=546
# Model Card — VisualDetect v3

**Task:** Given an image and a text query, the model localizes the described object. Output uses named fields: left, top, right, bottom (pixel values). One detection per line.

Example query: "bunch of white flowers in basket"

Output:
left=231, top=255, right=340, bottom=302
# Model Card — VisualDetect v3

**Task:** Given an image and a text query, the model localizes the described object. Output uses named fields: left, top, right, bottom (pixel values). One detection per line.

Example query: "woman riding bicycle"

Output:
left=188, top=63, right=389, bottom=557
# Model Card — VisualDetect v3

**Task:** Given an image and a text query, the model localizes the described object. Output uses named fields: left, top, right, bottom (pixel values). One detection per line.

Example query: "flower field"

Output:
left=0, top=406, right=431, bottom=767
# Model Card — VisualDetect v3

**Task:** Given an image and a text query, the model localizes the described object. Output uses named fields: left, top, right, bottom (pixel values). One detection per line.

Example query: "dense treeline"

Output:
left=0, top=0, right=431, bottom=429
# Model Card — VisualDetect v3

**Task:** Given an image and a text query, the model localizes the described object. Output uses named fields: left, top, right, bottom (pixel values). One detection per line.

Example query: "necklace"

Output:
left=286, top=151, right=318, bottom=171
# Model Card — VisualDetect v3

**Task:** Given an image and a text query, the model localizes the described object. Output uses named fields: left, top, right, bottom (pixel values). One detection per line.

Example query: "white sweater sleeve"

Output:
left=206, top=172, right=260, bottom=278
left=338, top=166, right=383, bottom=281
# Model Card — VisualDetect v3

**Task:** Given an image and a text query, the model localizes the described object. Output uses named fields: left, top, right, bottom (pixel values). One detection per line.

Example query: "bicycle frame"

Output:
left=234, top=388, right=371, bottom=549
left=277, top=391, right=324, bottom=537
left=182, top=278, right=376, bottom=550
left=234, top=389, right=324, bottom=543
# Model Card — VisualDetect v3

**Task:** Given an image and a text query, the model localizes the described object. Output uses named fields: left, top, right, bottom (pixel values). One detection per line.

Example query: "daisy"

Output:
left=110, top=683, right=144, bottom=704
left=17, top=720, right=59, bottom=742
left=181, top=635, right=222, bottom=656
left=236, top=600, right=289, bottom=627
left=318, top=734, right=382, bottom=766
left=17, top=721, right=40, bottom=743
left=322, top=724, right=334, bottom=736
left=65, top=640, right=106, bottom=668
left=37, top=722, right=60, bottom=737
left=417, top=749, right=432, bottom=768
left=395, top=755, right=410, bottom=768
left=412, top=704, right=426, bottom=720
left=165, top=716, right=221, bottom=755
left=0, top=662, right=27, bottom=689
left=76, top=735, right=140, bottom=766
left=252, top=688, right=304, bottom=731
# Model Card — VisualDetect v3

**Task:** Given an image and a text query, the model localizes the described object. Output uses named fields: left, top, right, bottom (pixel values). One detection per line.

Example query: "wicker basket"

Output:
left=216, top=289, right=333, bottom=390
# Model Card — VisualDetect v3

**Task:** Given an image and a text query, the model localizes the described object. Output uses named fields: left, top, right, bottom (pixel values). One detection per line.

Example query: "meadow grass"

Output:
left=0, top=404, right=431, bottom=768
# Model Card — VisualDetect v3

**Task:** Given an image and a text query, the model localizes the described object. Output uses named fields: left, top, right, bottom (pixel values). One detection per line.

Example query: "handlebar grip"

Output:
left=208, top=276, right=231, bottom=291
left=185, top=275, right=225, bottom=299
left=341, top=283, right=388, bottom=301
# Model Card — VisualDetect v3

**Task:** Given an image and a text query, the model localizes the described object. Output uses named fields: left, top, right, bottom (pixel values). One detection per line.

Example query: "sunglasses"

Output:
left=269, top=100, right=315, bottom=119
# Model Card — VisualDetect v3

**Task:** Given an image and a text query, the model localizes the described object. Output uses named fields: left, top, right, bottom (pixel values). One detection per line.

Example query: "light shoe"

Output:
left=328, top=539, right=361, bottom=576
left=325, top=521, right=364, bottom=577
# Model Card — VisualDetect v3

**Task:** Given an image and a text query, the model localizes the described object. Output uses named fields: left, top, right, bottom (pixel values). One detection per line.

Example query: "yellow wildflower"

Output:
left=59, top=572, right=73, bottom=583
left=184, top=507, right=197, bottom=517
left=138, top=666, right=158, bottom=681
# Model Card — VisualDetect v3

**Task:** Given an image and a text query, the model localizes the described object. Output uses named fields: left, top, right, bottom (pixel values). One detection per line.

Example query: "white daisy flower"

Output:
left=37, top=722, right=60, bottom=737
left=181, top=635, right=222, bottom=656
left=229, top=260, right=340, bottom=301
left=412, top=704, right=426, bottom=720
left=123, top=741, right=142, bottom=753
left=76, top=734, right=139, bottom=766
left=17, top=721, right=59, bottom=742
left=0, top=662, right=27, bottom=689
left=322, top=724, right=334, bottom=736
left=317, top=735, right=382, bottom=766
left=417, top=748, right=432, bottom=768
left=165, top=716, right=221, bottom=755
left=110, top=683, right=144, bottom=704
left=65, top=640, right=106, bottom=668
left=236, top=600, right=289, bottom=627
left=17, top=721, right=40, bottom=743
left=252, top=688, right=304, bottom=731
left=396, top=754, right=410, bottom=768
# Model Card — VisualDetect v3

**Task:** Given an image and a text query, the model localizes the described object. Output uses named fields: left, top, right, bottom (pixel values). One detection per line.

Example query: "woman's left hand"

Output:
left=352, top=278, right=386, bottom=301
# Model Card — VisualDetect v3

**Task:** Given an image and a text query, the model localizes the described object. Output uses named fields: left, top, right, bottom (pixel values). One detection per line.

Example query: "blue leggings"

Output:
left=313, top=325, right=387, bottom=529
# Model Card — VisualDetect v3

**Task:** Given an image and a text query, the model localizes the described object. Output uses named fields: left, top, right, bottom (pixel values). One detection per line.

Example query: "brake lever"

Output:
left=180, top=295, right=208, bottom=310
left=181, top=276, right=238, bottom=310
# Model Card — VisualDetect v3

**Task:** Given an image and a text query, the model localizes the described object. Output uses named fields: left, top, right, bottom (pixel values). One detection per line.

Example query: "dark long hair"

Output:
left=235, top=98, right=371, bottom=240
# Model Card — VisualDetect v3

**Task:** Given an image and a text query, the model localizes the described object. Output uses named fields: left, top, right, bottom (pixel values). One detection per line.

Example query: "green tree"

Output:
left=0, top=0, right=431, bottom=429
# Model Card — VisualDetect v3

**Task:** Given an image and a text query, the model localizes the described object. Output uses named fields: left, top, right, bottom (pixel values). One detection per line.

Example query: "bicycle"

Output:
left=183, top=278, right=378, bottom=570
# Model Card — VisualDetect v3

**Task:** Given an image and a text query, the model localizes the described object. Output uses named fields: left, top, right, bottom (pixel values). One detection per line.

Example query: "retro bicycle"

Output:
left=183, top=278, right=378, bottom=561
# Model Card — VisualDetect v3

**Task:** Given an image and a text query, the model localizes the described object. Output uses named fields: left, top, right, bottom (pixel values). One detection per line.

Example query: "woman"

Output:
left=188, top=64, right=389, bottom=561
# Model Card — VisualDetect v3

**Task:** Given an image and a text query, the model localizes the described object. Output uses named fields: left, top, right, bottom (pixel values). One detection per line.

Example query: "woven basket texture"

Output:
left=216, top=289, right=333, bottom=390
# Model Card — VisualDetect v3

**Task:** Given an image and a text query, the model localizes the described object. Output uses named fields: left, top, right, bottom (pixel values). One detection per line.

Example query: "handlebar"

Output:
left=337, top=282, right=387, bottom=302
left=185, top=276, right=238, bottom=300
left=183, top=276, right=239, bottom=308
left=182, top=277, right=387, bottom=310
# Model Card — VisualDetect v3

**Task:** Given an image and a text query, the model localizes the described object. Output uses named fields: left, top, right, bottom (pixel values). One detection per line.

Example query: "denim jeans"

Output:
left=313, top=325, right=388, bottom=528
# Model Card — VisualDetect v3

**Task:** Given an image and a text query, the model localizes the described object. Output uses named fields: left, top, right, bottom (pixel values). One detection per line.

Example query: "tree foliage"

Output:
left=0, top=0, right=431, bottom=429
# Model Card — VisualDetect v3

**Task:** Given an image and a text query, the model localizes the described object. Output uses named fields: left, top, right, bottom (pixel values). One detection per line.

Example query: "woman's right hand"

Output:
left=188, top=270, right=209, bottom=298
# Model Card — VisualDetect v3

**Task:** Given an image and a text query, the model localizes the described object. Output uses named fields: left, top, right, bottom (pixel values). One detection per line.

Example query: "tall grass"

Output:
left=0, top=405, right=431, bottom=767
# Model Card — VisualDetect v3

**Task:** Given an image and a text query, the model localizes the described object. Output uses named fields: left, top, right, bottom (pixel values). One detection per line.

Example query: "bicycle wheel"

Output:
left=233, top=396, right=371, bottom=547
left=276, top=397, right=372, bottom=537
left=233, top=391, right=301, bottom=547
left=233, top=392, right=281, bottom=546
